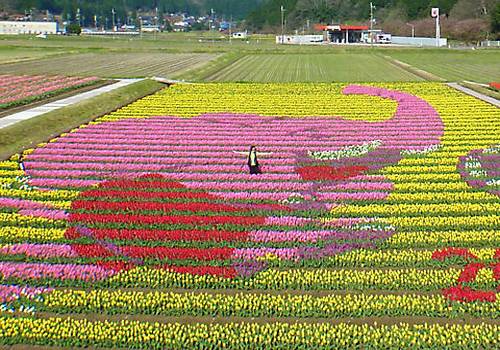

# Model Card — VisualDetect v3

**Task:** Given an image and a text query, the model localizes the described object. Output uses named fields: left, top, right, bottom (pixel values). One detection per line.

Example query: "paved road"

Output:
left=447, top=82, right=500, bottom=108
left=0, top=79, right=143, bottom=129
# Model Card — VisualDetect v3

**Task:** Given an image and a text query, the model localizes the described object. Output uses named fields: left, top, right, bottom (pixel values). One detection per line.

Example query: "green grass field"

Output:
left=387, top=50, right=500, bottom=83
left=203, top=53, right=423, bottom=82
left=0, top=52, right=217, bottom=78
left=1, top=33, right=499, bottom=82
left=0, top=45, right=74, bottom=64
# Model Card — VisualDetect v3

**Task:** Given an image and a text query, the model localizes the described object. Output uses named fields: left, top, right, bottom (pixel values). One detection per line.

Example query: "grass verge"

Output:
left=460, top=82, right=500, bottom=100
left=0, top=79, right=164, bottom=160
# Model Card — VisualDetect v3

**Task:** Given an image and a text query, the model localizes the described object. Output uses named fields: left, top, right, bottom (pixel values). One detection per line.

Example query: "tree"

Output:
left=492, top=1, right=500, bottom=33
left=66, top=22, right=81, bottom=34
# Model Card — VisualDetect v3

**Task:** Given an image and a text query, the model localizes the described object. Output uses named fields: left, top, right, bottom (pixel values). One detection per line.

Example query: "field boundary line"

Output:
left=203, top=53, right=248, bottom=81
left=0, top=79, right=143, bottom=130
left=19, top=312, right=500, bottom=326
left=447, top=82, right=500, bottom=107
left=381, top=55, right=445, bottom=82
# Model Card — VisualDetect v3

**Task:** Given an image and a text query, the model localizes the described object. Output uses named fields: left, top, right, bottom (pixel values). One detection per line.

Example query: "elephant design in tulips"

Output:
left=21, top=85, right=445, bottom=278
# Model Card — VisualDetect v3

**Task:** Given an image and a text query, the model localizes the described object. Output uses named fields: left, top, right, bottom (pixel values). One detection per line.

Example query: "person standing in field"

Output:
left=233, top=146, right=272, bottom=175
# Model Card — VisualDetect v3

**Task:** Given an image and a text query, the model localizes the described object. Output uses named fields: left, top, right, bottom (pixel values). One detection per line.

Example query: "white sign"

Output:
left=431, top=8, right=439, bottom=18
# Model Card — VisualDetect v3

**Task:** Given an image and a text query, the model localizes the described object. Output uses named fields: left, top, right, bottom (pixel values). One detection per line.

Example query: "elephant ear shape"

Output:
left=459, top=145, right=500, bottom=198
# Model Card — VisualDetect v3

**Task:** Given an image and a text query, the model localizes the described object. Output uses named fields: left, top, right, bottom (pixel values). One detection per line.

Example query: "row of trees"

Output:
left=2, top=0, right=262, bottom=26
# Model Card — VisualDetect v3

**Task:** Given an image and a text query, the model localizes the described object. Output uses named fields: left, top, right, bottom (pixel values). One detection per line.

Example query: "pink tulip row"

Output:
left=0, top=75, right=99, bottom=105
left=25, top=154, right=416, bottom=167
left=18, top=209, right=68, bottom=220
left=0, top=244, right=77, bottom=259
left=2, top=80, right=92, bottom=98
left=0, top=74, right=63, bottom=88
left=26, top=161, right=297, bottom=173
left=249, top=229, right=393, bottom=243
left=68, top=129, right=442, bottom=139
left=0, top=239, right=380, bottom=262
left=40, top=142, right=437, bottom=154
left=0, top=262, right=116, bottom=281
left=0, top=197, right=52, bottom=210
left=233, top=242, right=374, bottom=261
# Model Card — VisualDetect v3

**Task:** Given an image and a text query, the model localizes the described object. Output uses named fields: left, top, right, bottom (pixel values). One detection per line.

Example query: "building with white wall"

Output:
left=0, top=21, right=58, bottom=35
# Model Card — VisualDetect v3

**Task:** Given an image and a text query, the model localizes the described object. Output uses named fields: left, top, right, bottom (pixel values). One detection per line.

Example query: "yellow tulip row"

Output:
left=385, top=230, right=499, bottom=248
left=383, top=165, right=458, bottom=174
left=392, top=182, right=470, bottom=192
left=0, top=160, right=19, bottom=170
left=0, top=316, right=498, bottom=349
left=0, top=188, right=78, bottom=202
left=382, top=215, right=500, bottom=230
left=0, top=226, right=65, bottom=242
left=326, top=248, right=496, bottom=267
left=387, top=192, right=497, bottom=203
left=38, top=289, right=500, bottom=318
left=0, top=213, right=65, bottom=228
left=332, top=203, right=500, bottom=217
left=104, top=266, right=497, bottom=291
left=103, top=83, right=398, bottom=121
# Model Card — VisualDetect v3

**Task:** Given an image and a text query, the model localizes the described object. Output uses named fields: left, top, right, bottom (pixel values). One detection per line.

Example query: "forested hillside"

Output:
left=247, top=0, right=499, bottom=40
left=1, top=0, right=262, bottom=20
left=1, top=0, right=498, bottom=40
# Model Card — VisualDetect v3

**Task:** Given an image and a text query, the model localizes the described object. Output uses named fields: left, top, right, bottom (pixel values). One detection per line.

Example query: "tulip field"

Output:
left=0, top=74, right=100, bottom=110
left=0, top=82, right=499, bottom=348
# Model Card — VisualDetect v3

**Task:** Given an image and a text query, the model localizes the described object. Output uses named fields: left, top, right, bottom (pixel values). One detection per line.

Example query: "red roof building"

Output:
left=315, top=24, right=369, bottom=44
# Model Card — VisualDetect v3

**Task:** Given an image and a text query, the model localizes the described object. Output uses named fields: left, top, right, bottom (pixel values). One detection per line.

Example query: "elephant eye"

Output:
left=297, top=165, right=368, bottom=181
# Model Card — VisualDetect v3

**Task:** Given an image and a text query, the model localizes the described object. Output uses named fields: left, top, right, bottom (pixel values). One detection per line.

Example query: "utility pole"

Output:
left=209, top=8, right=214, bottom=31
left=370, top=2, right=375, bottom=44
left=111, top=8, right=116, bottom=32
left=154, top=7, right=158, bottom=40
left=280, top=5, right=285, bottom=44
left=229, top=14, right=232, bottom=44
left=139, top=16, right=143, bottom=39
left=406, top=23, right=415, bottom=37
left=431, top=8, right=440, bottom=47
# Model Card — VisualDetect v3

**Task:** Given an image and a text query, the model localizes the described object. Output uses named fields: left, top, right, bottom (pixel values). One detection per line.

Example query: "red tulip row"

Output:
left=432, top=247, right=478, bottom=261
left=72, top=244, right=233, bottom=261
left=72, top=200, right=243, bottom=213
left=70, top=212, right=266, bottom=226
left=96, top=260, right=239, bottom=278
left=297, top=165, right=368, bottom=181
left=100, top=178, right=185, bottom=190
left=65, top=227, right=249, bottom=242
left=81, top=189, right=215, bottom=201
